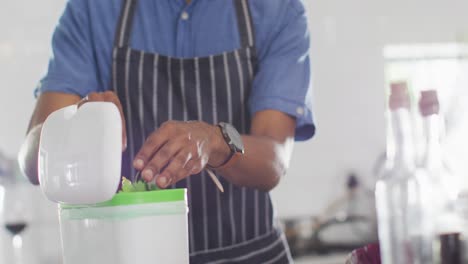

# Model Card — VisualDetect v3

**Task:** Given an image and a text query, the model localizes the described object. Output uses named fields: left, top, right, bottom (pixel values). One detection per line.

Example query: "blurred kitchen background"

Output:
left=1, top=0, right=468, bottom=263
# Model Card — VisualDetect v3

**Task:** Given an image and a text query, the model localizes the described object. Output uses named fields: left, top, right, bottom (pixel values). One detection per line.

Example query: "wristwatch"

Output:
left=211, top=122, right=244, bottom=169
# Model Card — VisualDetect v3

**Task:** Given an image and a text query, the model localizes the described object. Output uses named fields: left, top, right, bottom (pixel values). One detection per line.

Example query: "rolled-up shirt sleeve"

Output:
left=248, top=0, right=315, bottom=141
left=35, top=0, right=99, bottom=98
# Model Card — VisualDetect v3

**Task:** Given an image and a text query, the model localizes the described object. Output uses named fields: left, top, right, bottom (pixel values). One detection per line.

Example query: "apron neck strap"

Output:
left=114, top=0, right=138, bottom=48
left=233, top=0, right=256, bottom=48
left=113, top=0, right=256, bottom=49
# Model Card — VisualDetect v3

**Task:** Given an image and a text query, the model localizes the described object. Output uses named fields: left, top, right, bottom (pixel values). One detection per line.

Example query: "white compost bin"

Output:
left=58, top=189, right=189, bottom=264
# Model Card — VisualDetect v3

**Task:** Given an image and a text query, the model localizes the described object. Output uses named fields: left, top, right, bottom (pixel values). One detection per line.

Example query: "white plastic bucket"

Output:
left=58, top=189, right=189, bottom=264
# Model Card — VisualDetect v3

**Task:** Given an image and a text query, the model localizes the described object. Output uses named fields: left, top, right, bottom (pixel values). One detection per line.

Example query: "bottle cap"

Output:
left=389, top=82, right=410, bottom=110
left=419, top=90, right=440, bottom=116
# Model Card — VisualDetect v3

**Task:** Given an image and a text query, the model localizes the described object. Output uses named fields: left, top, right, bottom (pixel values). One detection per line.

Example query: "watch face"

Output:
left=224, top=123, right=244, bottom=153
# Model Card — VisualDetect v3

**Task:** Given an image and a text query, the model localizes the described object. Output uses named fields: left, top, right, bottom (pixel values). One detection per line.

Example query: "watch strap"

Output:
left=207, top=124, right=241, bottom=170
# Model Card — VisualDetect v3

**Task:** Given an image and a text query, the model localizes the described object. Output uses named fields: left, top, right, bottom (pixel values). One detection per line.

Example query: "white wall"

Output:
left=1, top=0, right=467, bottom=221
left=0, top=1, right=65, bottom=157
left=271, top=0, right=468, bottom=218
left=0, top=2, right=67, bottom=262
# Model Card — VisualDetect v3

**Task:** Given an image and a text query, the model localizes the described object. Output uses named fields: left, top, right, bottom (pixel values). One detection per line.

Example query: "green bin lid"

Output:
left=60, top=188, right=187, bottom=209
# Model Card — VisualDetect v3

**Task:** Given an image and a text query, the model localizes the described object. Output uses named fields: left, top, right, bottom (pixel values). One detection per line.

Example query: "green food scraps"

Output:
left=120, top=177, right=159, bottom=193
left=133, top=180, right=147, bottom=192
left=121, top=177, right=136, bottom=192
left=148, top=183, right=159, bottom=191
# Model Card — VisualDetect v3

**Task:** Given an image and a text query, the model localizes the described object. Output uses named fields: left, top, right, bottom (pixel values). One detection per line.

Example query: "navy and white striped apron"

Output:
left=111, top=0, right=293, bottom=263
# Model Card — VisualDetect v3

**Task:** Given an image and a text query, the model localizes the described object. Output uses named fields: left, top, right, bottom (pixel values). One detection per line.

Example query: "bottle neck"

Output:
left=387, top=108, right=415, bottom=170
left=421, top=114, right=442, bottom=170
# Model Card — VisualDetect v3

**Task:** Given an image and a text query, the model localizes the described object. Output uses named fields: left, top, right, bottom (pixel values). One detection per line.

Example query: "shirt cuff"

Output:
left=249, top=96, right=316, bottom=141
left=34, top=78, right=91, bottom=98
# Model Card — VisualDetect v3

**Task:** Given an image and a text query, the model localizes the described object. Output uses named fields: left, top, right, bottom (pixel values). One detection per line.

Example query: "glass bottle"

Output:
left=418, top=90, right=461, bottom=264
left=376, top=82, right=420, bottom=264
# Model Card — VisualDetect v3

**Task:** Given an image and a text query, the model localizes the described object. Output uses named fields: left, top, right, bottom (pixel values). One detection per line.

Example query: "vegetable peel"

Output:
left=120, top=177, right=159, bottom=193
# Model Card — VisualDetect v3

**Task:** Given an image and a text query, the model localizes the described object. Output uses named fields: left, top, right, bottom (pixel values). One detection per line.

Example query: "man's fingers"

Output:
left=184, top=158, right=203, bottom=175
left=133, top=132, right=167, bottom=170
left=157, top=154, right=190, bottom=189
left=76, top=96, right=89, bottom=108
left=77, top=92, right=100, bottom=108
left=139, top=138, right=188, bottom=182
left=133, top=122, right=181, bottom=170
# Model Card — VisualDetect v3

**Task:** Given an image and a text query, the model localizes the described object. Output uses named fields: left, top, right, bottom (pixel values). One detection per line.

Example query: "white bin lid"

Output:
left=60, top=188, right=187, bottom=209
left=59, top=189, right=188, bottom=220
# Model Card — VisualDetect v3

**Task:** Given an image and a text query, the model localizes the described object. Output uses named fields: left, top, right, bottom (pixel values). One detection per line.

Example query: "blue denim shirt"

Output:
left=36, top=0, right=315, bottom=140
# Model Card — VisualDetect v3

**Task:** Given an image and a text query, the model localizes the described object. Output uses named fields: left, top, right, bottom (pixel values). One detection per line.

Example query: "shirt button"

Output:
left=181, top=11, right=189, bottom=20
left=296, top=107, right=304, bottom=116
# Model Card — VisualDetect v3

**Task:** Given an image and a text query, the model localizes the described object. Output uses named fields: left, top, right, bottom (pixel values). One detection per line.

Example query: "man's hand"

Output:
left=78, top=91, right=127, bottom=151
left=133, top=121, right=230, bottom=189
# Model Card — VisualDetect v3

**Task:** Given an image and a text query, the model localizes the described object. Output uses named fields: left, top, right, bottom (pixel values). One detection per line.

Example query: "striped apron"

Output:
left=111, top=0, right=293, bottom=263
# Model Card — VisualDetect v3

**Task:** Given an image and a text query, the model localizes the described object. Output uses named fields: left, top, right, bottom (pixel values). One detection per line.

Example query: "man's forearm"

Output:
left=211, top=134, right=294, bottom=192
left=18, top=124, right=42, bottom=185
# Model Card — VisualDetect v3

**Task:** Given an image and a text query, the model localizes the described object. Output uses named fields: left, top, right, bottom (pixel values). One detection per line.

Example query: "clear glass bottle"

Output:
left=417, top=90, right=461, bottom=264
left=376, top=82, right=420, bottom=264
